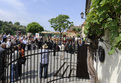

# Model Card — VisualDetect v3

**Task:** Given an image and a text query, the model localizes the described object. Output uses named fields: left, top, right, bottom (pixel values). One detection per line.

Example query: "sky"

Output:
left=0, top=0, right=86, bottom=31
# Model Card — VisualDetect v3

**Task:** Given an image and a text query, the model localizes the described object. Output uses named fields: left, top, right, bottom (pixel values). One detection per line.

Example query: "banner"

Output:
left=63, top=35, right=66, bottom=43
left=36, top=33, right=39, bottom=38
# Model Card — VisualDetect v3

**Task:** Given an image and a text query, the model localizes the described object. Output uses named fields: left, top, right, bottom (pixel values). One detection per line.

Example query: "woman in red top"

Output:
left=17, top=44, right=24, bottom=76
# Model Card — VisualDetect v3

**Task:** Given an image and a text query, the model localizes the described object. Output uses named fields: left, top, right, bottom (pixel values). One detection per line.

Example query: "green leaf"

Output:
left=119, top=33, right=121, bottom=36
left=118, top=0, right=121, bottom=3
left=115, top=36, right=121, bottom=43
left=108, top=47, right=115, bottom=55
left=119, top=44, right=121, bottom=50
left=107, top=18, right=113, bottom=21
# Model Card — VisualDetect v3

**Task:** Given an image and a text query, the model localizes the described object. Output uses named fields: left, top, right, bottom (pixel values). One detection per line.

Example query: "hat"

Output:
left=42, top=43, right=48, bottom=49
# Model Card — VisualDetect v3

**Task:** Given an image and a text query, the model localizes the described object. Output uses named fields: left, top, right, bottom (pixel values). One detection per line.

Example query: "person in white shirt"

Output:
left=6, top=39, right=11, bottom=49
left=22, top=38, right=27, bottom=50
left=39, top=43, right=49, bottom=79
left=7, top=33, right=11, bottom=38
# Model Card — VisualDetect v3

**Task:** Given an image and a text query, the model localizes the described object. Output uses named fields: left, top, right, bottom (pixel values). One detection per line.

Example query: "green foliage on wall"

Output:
left=85, top=0, right=121, bottom=55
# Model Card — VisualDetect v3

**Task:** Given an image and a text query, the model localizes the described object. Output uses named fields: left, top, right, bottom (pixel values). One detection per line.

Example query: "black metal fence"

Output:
left=0, top=43, right=89, bottom=83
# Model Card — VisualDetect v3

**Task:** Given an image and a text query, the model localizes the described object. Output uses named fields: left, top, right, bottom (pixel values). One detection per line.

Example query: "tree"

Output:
left=0, top=20, right=26, bottom=35
left=72, top=28, right=77, bottom=32
left=26, top=22, right=44, bottom=34
left=0, top=21, right=3, bottom=33
left=77, top=28, right=81, bottom=32
left=72, top=28, right=82, bottom=35
left=14, top=22, right=20, bottom=25
left=18, top=26, right=26, bottom=35
left=84, top=0, right=121, bottom=83
left=9, top=21, right=13, bottom=24
left=0, top=20, right=3, bottom=26
left=1, top=25, right=12, bottom=34
left=49, top=14, right=73, bottom=38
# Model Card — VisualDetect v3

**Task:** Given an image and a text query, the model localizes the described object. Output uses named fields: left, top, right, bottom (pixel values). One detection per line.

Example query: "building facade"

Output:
left=66, top=26, right=82, bottom=37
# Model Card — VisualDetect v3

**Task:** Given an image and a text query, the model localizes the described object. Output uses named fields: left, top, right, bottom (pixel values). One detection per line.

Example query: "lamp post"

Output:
left=80, top=12, right=86, bottom=44
left=80, top=12, right=86, bottom=19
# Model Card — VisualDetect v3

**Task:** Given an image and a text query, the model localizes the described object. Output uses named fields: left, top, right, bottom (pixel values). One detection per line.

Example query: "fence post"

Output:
left=53, top=43, right=56, bottom=56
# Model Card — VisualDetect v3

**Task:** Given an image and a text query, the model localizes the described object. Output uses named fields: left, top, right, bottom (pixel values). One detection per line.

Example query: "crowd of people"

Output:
left=0, top=33, right=85, bottom=82
left=0, top=33, right=85, bottom=53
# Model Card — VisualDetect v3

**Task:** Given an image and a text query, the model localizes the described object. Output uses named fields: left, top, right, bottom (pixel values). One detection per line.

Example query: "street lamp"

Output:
left=80, top=12, right=86, bottom=19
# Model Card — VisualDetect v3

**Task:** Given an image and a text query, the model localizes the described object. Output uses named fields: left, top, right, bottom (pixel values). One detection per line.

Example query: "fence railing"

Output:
left=0, top=43, right=90, bottom=83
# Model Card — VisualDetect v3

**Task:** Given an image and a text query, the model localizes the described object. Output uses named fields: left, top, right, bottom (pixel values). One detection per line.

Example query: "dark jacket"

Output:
left=0, top=47, right=5, bottom=80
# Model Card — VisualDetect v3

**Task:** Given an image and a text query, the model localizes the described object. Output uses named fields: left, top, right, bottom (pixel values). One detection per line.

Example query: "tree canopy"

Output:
left=72, top=28, right=82, bottom=32
left=0, top=20, right=26, bottom=35
left=49, top=14, right=73, bottom=37
left=77, top=28, right=82, bottom=32
left=26, top=22, right=44, bottom=34
left=14, top=22, right=20, bottom=25
left=84, top=0, right=121, bottom=55
left=72, top=28, right=77, bottom=32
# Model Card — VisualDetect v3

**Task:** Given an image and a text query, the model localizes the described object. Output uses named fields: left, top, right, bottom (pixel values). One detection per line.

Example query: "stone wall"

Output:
left=94, top=30, right=121, bottom=83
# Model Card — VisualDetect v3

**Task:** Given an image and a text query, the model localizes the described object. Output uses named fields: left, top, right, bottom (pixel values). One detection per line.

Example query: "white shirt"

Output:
left=61, top=44, right=65, bottom=50
left=21, top=36, right=23, bottom=39
left=6, top=41, right=11, bottom=48
left=34, top=37, right=36, bottom=40
left=23, top=39, right=27, bottom=44
left=7, top=34, right=11, bottom=37
left=40, top=49, right=49, bottom=64
left=11, top=50, right=19, bottom=64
